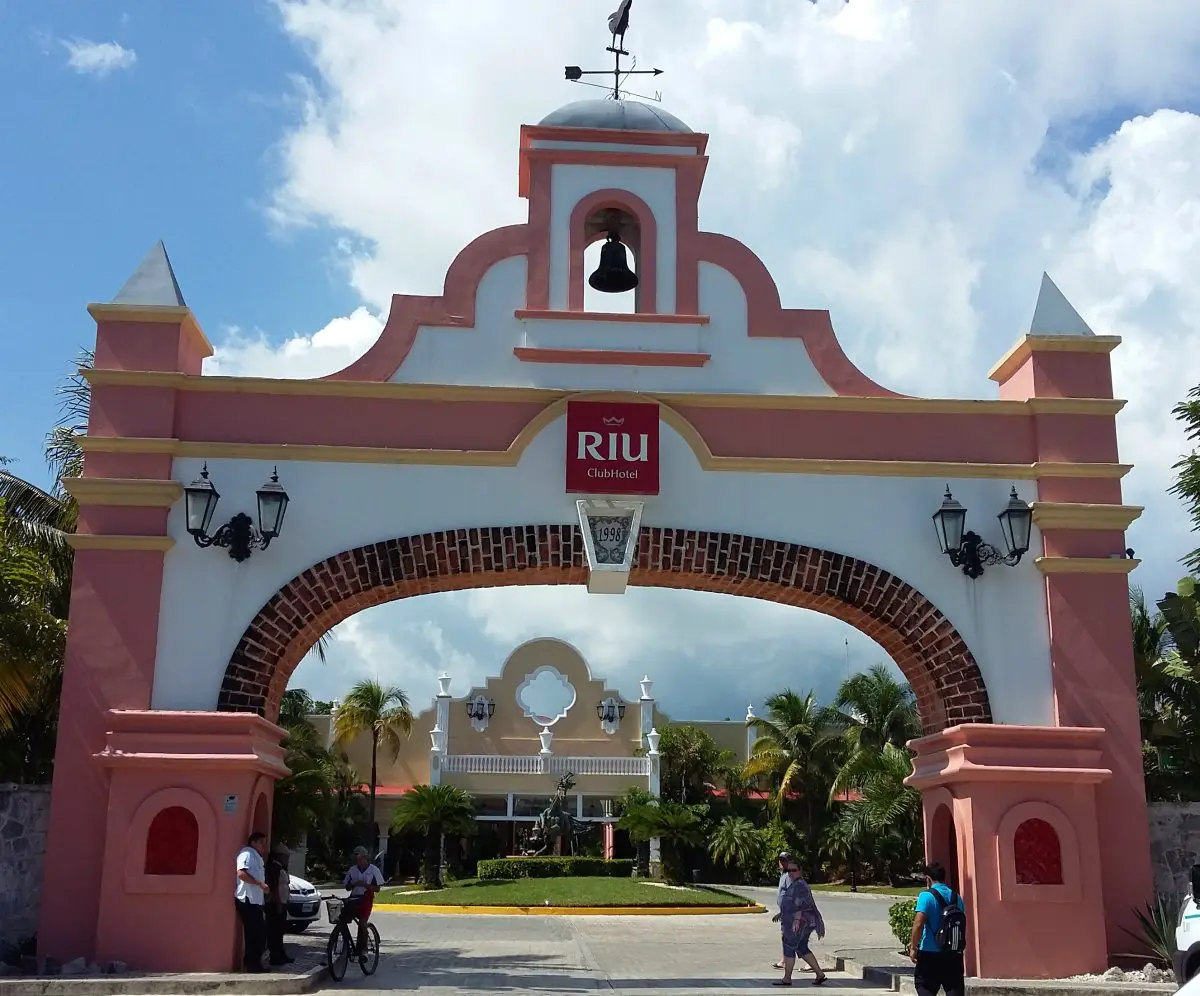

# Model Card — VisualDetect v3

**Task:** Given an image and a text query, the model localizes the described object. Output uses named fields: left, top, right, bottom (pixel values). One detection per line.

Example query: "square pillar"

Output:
left=908, top=725, right=1110, bottom=980
left=91, top=711, right=287, bottom=973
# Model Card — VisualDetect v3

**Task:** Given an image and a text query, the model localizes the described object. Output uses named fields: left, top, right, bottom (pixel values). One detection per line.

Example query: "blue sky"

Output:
left=3, top=1, right=1200, bottom=720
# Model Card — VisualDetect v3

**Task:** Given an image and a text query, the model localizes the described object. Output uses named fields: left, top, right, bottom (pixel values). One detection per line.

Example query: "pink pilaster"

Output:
left=39, top=279, right=210, bottom=964
left=909, top=726, right=1111, bottom=979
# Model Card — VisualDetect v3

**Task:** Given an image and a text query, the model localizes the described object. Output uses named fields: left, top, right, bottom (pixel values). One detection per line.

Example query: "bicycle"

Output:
left=322, top=894, right=380, bottom=981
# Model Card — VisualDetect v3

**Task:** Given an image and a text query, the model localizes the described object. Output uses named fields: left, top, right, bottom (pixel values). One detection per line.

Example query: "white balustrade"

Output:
left=441, top=754, right=544, bottom=775
left=440, top=754, right=651, bottom=776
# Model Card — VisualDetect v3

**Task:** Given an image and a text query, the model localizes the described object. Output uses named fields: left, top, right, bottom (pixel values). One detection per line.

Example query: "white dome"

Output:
left=538, top=99, right=693, bottom=134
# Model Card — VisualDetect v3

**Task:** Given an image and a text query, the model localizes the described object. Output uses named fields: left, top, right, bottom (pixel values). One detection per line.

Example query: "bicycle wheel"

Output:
left=326, top=924, right=351, bottom=982
left=359, top=923, right=381, bottom=976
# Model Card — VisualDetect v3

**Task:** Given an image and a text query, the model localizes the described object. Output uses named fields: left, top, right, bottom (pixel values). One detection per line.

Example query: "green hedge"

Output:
left=888, top=899, right=917, bottom=947
left=477, top=857, right=635, bottom=880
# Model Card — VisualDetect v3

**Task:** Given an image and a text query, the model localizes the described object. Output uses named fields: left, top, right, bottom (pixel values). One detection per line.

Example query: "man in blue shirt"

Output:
left=908, top=862, right=965, bottom=996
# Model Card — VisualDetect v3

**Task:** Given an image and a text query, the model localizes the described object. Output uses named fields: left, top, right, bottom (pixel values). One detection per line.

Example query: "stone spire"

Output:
left=1029, top=272, right=1093, bottom=336
left=111, top=241, right=187, bottom=307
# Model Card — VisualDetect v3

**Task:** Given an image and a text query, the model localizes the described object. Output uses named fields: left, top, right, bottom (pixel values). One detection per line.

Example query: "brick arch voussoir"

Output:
left=218, top=526, right=991, bottom=730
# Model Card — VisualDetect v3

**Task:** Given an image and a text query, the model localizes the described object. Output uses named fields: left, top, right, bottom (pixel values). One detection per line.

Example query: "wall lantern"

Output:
left=183, top=464, right=290, bottom=563
left=595, top=699, right=626, bottom=723
left=596, top=696, right=626, bottom=736
left=465, top=695, right=495, bottom=733
left=932, top=485, right=1032, bottom=580
left=466, top=697, right=496, bottom=721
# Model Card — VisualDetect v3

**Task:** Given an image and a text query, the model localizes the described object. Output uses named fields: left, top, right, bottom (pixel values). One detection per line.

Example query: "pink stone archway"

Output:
left=39, top=120, right=1150, bottom=980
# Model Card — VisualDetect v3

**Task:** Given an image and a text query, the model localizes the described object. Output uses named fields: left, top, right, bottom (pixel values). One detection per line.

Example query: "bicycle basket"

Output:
left=325, top=897, right=344, bottom=924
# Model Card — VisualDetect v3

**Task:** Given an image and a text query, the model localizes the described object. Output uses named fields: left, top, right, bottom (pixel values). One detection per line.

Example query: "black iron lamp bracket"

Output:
left=191, top=512, right=272, bottom=563
left=948, top=530, right=1024, bottom=580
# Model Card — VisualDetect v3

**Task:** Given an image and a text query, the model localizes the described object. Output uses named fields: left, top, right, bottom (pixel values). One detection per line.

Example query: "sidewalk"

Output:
left=835, top=949, right=1178, bottom=996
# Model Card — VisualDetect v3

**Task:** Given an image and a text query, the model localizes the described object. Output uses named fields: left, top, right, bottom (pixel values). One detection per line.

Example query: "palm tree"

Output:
left=615, top=786, right=655, bottom=876
left=832, top=743, right=923, bottom=884
left=0, top=503, right=66, bottom=731
left=391, top=784, right=476, bottom=887
left=1131, top=587, right=1172, bottom=740
left=655, top=724, right=735, bottom=804
left=619, top=801, right=704, bottom=884
left=708, top=815, right=762, bottom=883
left=745, top=689, right=844, bottom=871
left=1170, top=383, right=1200, bottom=571
left=332, top=680, right=414, bottom=842
left=830, top=666, right=921, bottom=799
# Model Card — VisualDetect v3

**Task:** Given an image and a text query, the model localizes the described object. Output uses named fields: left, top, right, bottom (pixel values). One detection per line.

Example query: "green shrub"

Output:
left=888, top=899, right=917, bottom=948
left=477, top=857, right=635, bottom=880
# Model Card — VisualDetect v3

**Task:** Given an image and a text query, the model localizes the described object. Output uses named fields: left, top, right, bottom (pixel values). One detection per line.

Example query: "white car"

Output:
left=1176, top=865, right=1200, bottom=985
left=286, top=874, right=323, bottom=931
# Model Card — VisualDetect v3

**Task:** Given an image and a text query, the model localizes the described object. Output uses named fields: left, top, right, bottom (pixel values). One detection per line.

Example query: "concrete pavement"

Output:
left=248, top=901, right=900, bottom=995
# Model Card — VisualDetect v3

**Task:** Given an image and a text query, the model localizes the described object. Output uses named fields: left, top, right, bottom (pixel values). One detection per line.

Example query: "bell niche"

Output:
left=585, top=208, right=640, bottom=310
left=517, top=98, right=710, bottom=320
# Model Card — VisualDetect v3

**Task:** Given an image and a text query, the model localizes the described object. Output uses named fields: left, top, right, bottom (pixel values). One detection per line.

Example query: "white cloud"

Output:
left=221, top=0, right=1200, bottom=715
left=62, top=39, right=136, bottom=77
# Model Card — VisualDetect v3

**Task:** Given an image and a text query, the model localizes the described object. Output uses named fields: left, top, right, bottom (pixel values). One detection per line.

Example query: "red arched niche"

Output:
left=1014, top=817, right=1064, bottom=886
left=218, top=526, right=990, bottom=731
left=144, top=806, right=199, bottom=876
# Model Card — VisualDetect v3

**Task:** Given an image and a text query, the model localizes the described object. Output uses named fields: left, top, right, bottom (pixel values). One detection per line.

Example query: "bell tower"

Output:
left=518, top=100, right=709, bottom=318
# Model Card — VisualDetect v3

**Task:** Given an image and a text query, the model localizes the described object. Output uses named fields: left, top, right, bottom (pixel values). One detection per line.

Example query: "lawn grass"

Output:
left=811, top=883, right=923, bottom=897
left=378, top=877, right=754, bottom=907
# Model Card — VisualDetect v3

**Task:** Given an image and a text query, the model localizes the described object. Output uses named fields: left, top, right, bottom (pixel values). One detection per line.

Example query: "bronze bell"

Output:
left=588, top=233, right=639, bottom=294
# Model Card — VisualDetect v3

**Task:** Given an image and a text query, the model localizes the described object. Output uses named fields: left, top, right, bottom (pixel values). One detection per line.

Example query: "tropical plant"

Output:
left=888, top=899, right=917, bottom=950
left=833, top=743, right=923, bottom=882
left=615, top=786, right=655, bottom=876
left=1171, top=382, right=1200, bottom=571
left=619, top=801, right=705, bottom=885
left=745, top=689, right=845, bottom=871
left=332, top=679, right=414, bottom=838
left=0, top=501, right=67, bottom=731
left=391, top=784, right=476, bottom=888
left=654, top=723, right=736, bottom=804
left=707, top=816, right=762, bottom=883
left=1121, top=894, right=1184, bottom=966
left=755, top=820, right=804, bottom=884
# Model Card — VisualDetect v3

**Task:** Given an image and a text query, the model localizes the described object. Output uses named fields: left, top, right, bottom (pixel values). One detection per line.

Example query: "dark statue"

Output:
left=521, top=773, right=592, bottom=857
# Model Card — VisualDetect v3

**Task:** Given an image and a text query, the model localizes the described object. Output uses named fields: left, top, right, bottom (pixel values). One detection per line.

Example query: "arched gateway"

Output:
left=44, top=94, right=1149, bottom=980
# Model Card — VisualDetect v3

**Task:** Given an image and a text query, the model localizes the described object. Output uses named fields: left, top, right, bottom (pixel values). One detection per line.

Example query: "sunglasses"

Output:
left=787, top=867, right=802, bottom=874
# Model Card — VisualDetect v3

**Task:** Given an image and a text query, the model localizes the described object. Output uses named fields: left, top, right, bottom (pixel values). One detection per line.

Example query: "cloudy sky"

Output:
left=2, top=1, right=1199, bottom=721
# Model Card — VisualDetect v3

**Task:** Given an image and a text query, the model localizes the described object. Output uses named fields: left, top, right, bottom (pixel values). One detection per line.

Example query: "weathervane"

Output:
left=564, top=0, right=664, bottom=103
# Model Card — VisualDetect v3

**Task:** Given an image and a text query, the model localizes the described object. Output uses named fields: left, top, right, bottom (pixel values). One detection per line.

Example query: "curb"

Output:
left=0, top=964, right=326, bottom=995
left=834, top=955, right=1177, bottom=996
left=374, top=902, right=767, bottom=916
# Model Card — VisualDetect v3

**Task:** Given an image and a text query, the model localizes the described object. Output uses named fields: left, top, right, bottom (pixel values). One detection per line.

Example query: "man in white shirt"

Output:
left=341, top=846, right=384, bottom=958
left=235, top=832, right=270, bottom=973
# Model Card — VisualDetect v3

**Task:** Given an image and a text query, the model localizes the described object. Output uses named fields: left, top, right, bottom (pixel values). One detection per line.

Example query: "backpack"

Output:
left=928, top=887, right=967, bottom=953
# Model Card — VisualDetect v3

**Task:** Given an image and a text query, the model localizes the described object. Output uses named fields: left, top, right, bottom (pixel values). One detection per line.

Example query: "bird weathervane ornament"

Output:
left=564, top=0, right=664, bottom=102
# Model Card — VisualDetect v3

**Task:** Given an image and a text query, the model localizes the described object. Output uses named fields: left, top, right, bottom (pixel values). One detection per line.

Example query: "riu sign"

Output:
left=565, top=400, right=660, bottom=496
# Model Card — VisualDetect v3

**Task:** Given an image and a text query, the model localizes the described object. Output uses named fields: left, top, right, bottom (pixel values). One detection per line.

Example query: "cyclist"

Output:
left=340, top=846, right=384, bottom=957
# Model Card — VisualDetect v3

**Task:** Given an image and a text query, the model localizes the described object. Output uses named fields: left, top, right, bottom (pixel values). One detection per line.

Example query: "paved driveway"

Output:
left=276, top=893, right=898, bottom=995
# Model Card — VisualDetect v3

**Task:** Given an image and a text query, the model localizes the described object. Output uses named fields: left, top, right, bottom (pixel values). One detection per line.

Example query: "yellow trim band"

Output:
left=1034, top=556, right=1139, bottom=575
left=62, top=477, right=182, bottom=508
left=1031, top=503, right=1143, bottom=531
left=81, top=368, right=1125, bottom=417
left=77, top=435, right=1132, bottom=481
left=66, top=534, right=175, bottom=552
left=989, top=334, right=1121, bottom=384
left=87, top=304, right=214, bottom=360
left=372, top=903, right=766, bottom=916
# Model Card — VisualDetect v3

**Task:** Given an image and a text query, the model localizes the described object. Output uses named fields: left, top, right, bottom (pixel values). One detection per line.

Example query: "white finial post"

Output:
left=539, top=727, right=554, bottom=756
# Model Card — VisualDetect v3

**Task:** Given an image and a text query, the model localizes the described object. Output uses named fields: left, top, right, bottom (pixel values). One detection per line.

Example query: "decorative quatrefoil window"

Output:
left=515, top=666, right=577, bottom=726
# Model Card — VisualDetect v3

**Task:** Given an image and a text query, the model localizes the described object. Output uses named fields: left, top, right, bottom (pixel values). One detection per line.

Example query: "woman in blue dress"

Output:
left=774, top=861, right=827, bottom=986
